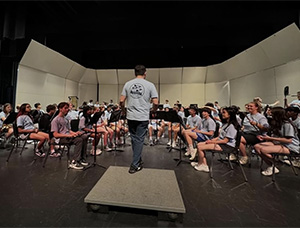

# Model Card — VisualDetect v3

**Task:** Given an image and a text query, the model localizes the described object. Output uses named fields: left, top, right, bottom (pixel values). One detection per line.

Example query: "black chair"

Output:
left=6, top=122, right=38, bottom=162
left=42, top=132, right=71, bottom=168
left=262, top=150, right=299, bottom=190
left=203, top=128, right=248, bottom=188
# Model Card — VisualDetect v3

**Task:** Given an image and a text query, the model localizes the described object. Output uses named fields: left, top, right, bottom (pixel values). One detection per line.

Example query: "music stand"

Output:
left=108, top=110, right=124, bottom=154
left=155, top=110, right=189, bottom=166
left=3, top=112, right=17, bottom=125
left=85, top=111, right=106, bottom=170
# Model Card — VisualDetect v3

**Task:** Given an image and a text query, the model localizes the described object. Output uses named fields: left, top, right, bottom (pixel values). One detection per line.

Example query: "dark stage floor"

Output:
left=1, top=136, right=300, bottom=227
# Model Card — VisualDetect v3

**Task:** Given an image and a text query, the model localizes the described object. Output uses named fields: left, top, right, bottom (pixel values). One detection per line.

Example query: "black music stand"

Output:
left=3, top=111, right=17, bottom=125
left=85, top=111, right=106, bottom=170
left=108, top=110, right=124, bottom=154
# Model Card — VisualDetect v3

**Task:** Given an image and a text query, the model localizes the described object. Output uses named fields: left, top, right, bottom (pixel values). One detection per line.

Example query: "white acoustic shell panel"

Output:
left=223, top=46, right=271, bottom=80
left=145, top=68, right=159, bottom=84
left=97, top=70, right=118, bottom=85
left=230, top=69, right=277, bottom=109
left=182, top=67, right=206, bottom=84
left=274, top=59, right=300, bottom=104
left=66, top=62, right=86, bottom=82
left=206, top=64, right=227, bottom=83
left=260, top=23, right=300, bottom=67
left=20, top=40, right=74, bottom=78
left=205, top=81, right=230, bottom=107
left=99, top=84, right=118, bottom=104
left=78, top=83, right=97, bottom=106
left=118, top=69, right=135, bottom=84
left=160, top=68, right=182, bottom=84
left=65, top=79, right=79, bottom=99
left=160, top=84, right=182, bottom=106
left=181, top=84, right=205, bottom=107
left=80, top=69, right=98, bottom=84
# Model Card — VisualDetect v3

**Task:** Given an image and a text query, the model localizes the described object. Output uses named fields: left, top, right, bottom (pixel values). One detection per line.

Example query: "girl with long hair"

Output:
left=191, top=107, right=241, bottom=173
left=16, top=103, right=51, bottom=157
left=254, top=107, right=299, bottom=176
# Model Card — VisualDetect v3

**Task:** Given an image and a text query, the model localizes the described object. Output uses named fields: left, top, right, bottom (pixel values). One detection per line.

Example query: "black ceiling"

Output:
left=1, top=1, right=300, bottom=69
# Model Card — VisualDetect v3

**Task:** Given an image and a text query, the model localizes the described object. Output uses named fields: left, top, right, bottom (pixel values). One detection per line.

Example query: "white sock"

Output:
left=149, top=136, right=152, bottom=140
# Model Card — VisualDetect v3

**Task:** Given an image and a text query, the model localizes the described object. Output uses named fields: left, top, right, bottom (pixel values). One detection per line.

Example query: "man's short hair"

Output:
left=46, top=104, right=56, bottom=113
left=134, top=65, right=146, bottom=76
left=58, top=102, right=69, bottom=110
left=286, top=106, right=300, bottom=113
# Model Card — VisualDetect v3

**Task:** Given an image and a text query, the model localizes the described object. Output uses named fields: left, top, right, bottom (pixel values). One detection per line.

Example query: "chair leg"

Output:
left=288, top=155, right=298, bottom=175
left=42, top=146, right=51, bottom=167
left=272, top=155, right=276, bottom=182
left=20, top=140, right=28, bottom=155
left=237, top=157, right=248, bottom=182
left=209, top=152, right=214, bottom=179
left=6, top=139, right=16, bottom=162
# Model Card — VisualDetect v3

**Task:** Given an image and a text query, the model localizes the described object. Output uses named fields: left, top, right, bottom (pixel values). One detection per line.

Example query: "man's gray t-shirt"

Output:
left=51, top=116, right=70, bottom=134
left=121, top=78, right=158, bottom=121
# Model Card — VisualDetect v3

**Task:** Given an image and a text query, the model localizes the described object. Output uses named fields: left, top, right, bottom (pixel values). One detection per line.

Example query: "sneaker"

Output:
left=128, top=164, right=143, bottom=174
left=261, top=166, right=280, bottom=176
left=90, top=148, right=102, bottom=156
left=239, top=156, right=249, bottom=165
left=167, top=140, right=171, bottom=146
left=189, top=148, right=197, bottom=160
left=171, top=141, right=176, bottom=148
left=191, top=162, right=198, bottom=167
left=162, top=133, right=165, bottom=138
left=50, top=152, right=61, bottom=158
left=291, top=160, right=300, bottom=168
left=229, top=154, right=237, bottom=161
left=184, top=150, right=191, bottom=156
left=35, top=150, right=46, bottom=158
left=194, top=164, right=209, bottom=172
left=149, top=139, right=154, bottom=146
left=154, top=138, right=160, bottom=144
left=104, top=146, right=112, bottom=152
left=69, top=160, right=84, bottom=170
left=80, top=158, right=89, bottom=166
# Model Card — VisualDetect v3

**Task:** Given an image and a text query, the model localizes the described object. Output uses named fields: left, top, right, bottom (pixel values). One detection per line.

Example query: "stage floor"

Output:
left=1, top=136, right=300, bottom=227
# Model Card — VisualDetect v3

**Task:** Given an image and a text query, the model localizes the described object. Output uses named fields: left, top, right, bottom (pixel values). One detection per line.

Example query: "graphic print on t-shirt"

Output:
left=129, top=83, right=145, bottom=99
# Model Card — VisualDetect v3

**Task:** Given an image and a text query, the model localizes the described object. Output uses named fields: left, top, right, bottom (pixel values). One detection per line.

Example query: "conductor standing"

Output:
left=120, top=65, right=158, bottom=174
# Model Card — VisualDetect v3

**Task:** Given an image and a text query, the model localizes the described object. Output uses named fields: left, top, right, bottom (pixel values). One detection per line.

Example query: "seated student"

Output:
left=254, top=107, right=300, bottom=176
left=286, top=106, right=300, bottom=137
left=38, top=104, right=58, bottom=157
left=191, top=107, right=240, bottom=172
left=187, top=107, right=216, bottom=160
left=170, top=105, right=185, bottom=148
left=17, top=103, right=50, bottom=157
left=79, top=106, right=102, bottom=156
left=65, top=102, right=79, bottom=122
left=97, top=105, right=115, bottom=148
left=30, top=102, right=44, bottom=126
left=182, top=106, right=202, bottom=155
left=51, top=102, right=89, bottom=170
left=148, top=118, right=163, bottom=146
left=162, top=107, right=173, bottom=146
left=239, top=101, right=269, bottom=164
left=0, top=103, right=14, bottom=140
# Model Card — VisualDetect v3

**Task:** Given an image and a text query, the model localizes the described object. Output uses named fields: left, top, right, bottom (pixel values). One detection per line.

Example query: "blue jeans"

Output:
left=128, top=120, right=148, bottom=168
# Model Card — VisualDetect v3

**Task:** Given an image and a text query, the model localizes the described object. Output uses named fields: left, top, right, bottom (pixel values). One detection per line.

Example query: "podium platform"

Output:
left=84, top=166, right=186, bottom=221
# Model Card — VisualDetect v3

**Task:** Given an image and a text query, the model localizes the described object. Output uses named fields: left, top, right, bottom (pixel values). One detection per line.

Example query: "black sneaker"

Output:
left=69, top=160, right=84, bottom=170
left=128, top=164, right=143, bottom=174
left=80, top=158, right=89, bottom=166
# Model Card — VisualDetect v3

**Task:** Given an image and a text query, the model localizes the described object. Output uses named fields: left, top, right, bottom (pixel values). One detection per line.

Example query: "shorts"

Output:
left=192, top=130, right=209, bottom=142
left=242, top=132, right=261, bottom=145
left=219, top=144, right=235, bottom=153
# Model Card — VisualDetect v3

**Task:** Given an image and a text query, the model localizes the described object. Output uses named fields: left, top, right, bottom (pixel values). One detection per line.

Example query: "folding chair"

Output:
left=42, top=132, right=71, bottom=168
left=203, top=129, right=248, bottom=189
left=6, top=122, right=38, bottom=162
